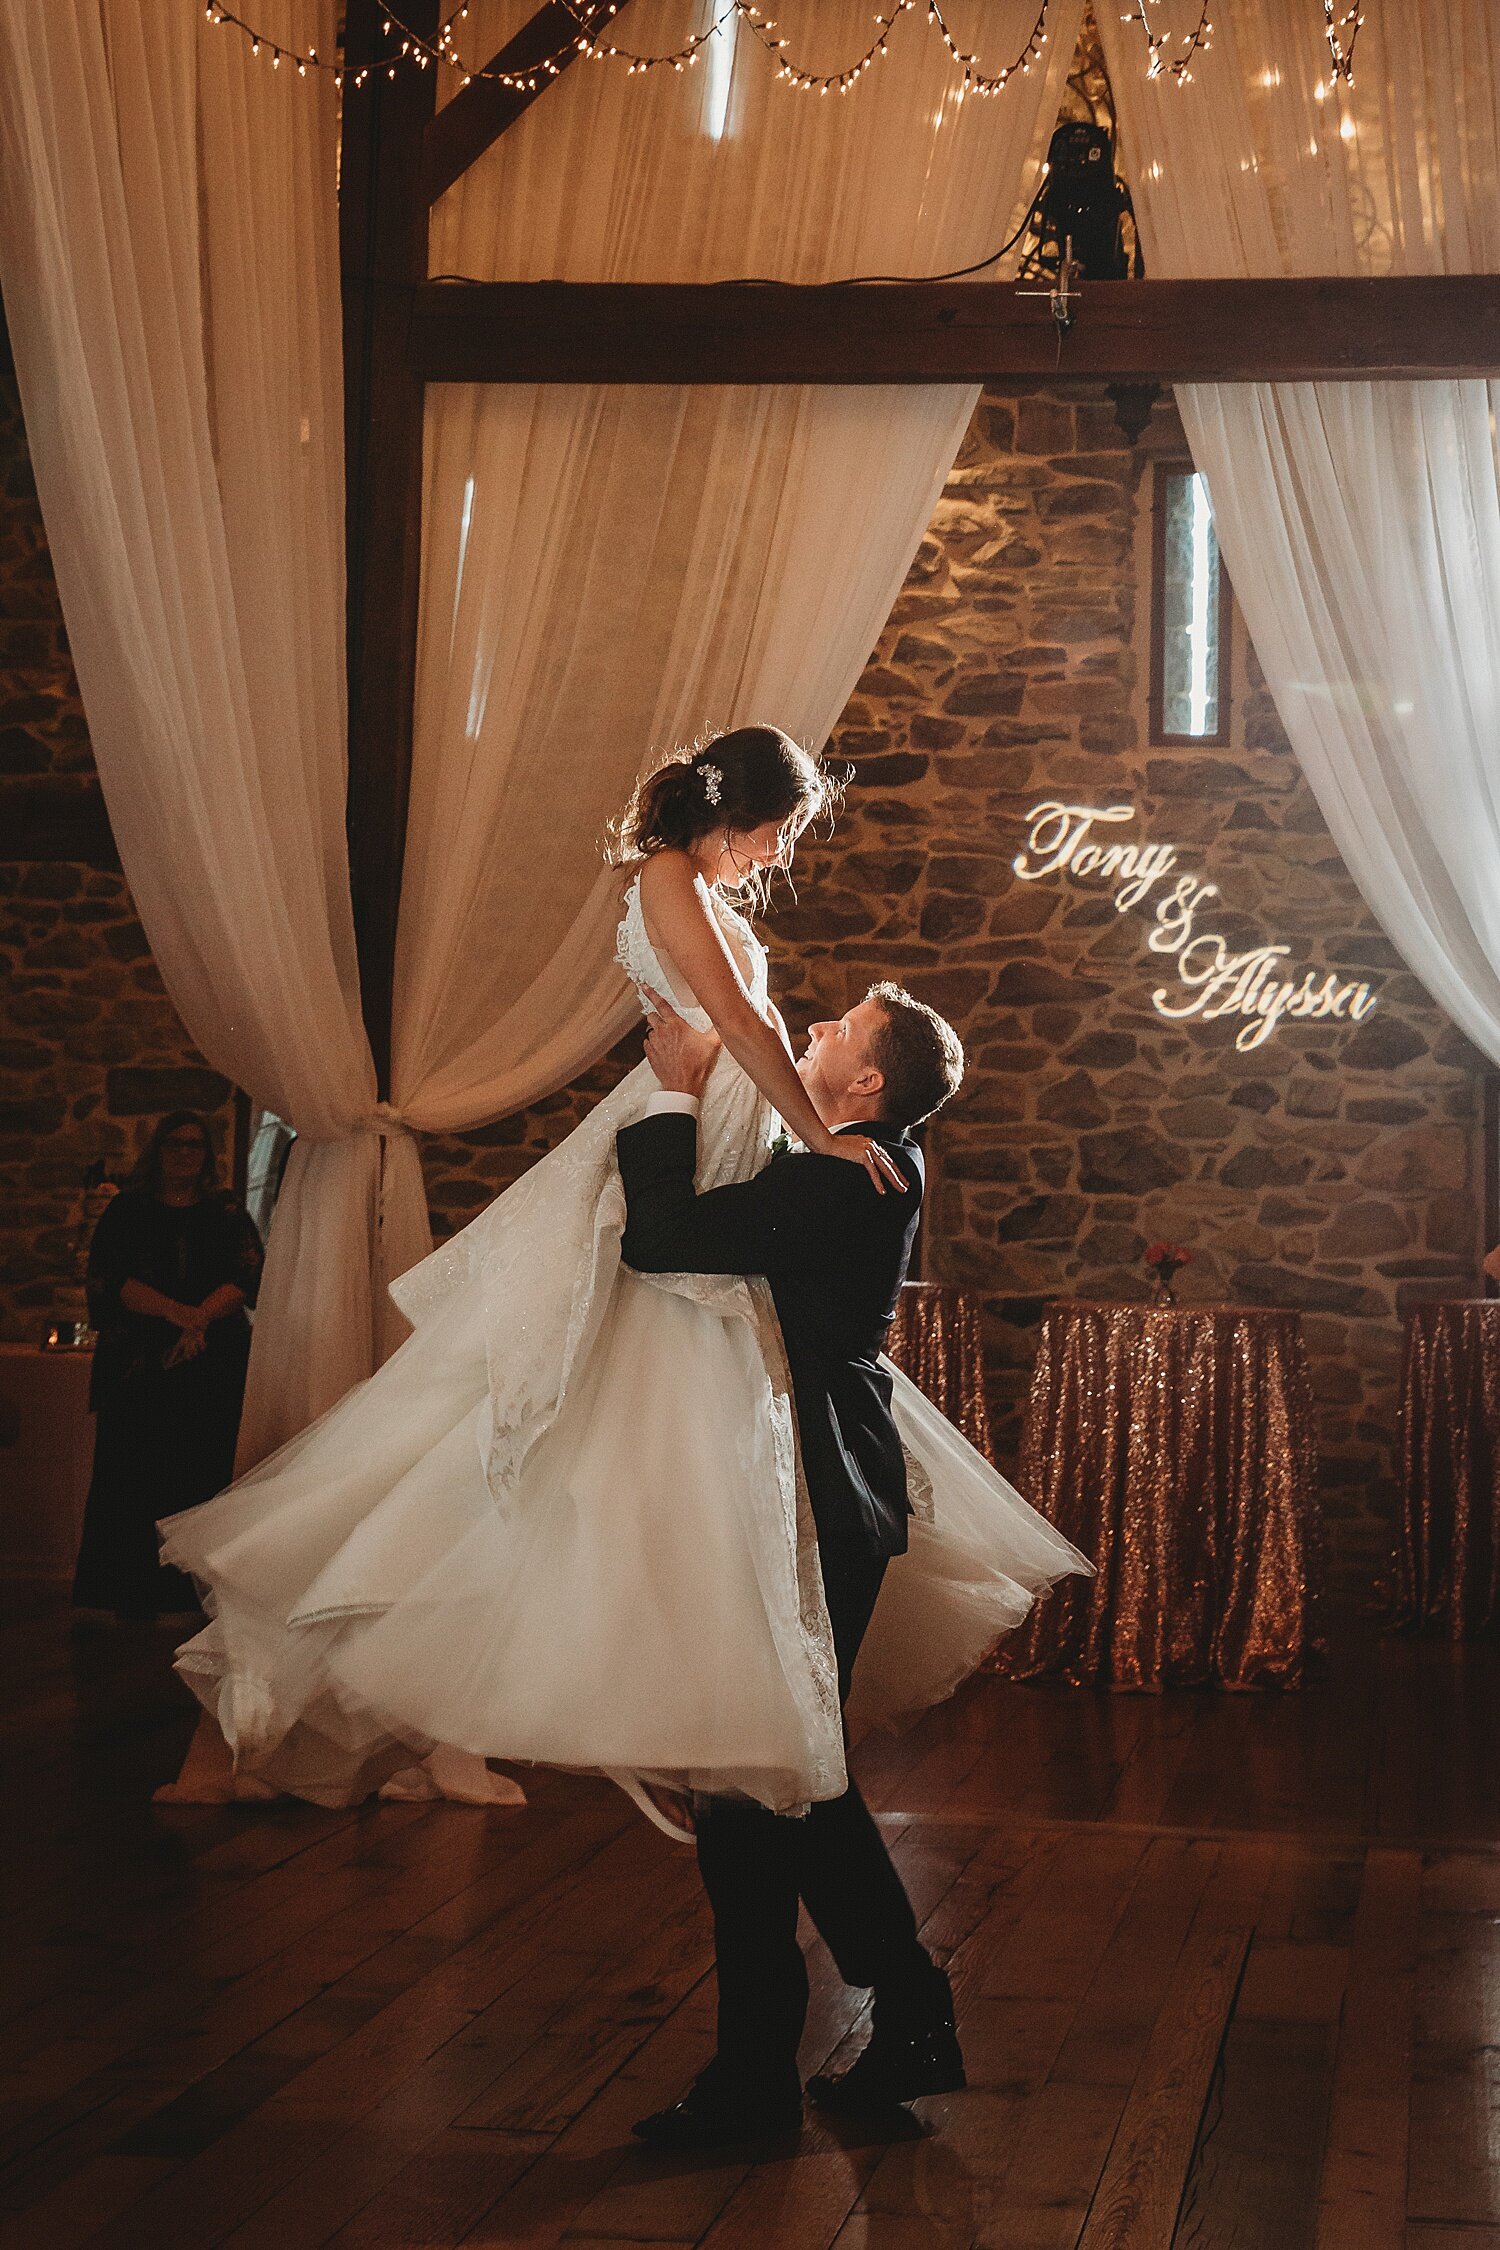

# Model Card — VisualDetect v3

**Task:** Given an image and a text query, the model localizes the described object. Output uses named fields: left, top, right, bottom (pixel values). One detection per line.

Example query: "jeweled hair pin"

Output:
left=699, top=761, right=723, bottom=806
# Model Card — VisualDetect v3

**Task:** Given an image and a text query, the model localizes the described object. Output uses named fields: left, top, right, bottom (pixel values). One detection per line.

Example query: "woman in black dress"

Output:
left=73, top=1111, right=264, bottom=1620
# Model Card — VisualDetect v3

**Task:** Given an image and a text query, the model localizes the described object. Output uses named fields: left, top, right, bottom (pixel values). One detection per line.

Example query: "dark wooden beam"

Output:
left=410, top=275, right=1500, bottom=385
left=422, top=0, right=638, bottom=209
left=341, top=0, right=439, bottom=1098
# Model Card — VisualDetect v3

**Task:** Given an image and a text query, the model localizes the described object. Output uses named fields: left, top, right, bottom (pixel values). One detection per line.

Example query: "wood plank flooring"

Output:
left=3, top=1585, right=1498, bottom=2249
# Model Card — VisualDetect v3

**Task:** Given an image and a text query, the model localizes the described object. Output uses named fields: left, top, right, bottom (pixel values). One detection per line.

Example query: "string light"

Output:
left=571, top=0, right=734, bottom=80
left=205, top=0, right=1054, bottom=103
left=205, top=2, right=589, bottom=94
left=210, top=0, right=1374, bottom=108
left=1323, top=1, right=1363, bottom=86
left=736, top=1, right=908, bottom=99
left=385, top=2, right=580, bottom=88
left=1121, top=0, right=1213, bottom=86
left=926, top=2, right=1050, bottom=98
left=572, top=0, right=1050, bottom=99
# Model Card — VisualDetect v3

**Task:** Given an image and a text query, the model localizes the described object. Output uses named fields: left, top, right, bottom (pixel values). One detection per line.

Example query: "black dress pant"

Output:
left=693, top=1518, right=930, bottom=2091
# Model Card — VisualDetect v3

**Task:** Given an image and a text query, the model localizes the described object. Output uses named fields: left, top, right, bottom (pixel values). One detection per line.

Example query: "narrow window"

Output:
left=245, top=1107, right=295, bottom=1242
left=1151, top=462, right=1231, bottom=745
left=701, top=3, right=737, bottom=141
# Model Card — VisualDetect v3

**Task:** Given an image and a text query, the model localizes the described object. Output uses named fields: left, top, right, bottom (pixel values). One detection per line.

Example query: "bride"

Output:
left=161, top=726, right=1089, bottom=1819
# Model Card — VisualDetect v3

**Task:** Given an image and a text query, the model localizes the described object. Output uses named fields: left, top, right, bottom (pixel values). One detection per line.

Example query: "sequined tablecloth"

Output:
left=1394, top=1302, right=1500, bottom=1637
left=1001, top=1303, right=1323, bottom=1690
left=886, top=1283, right=994, bottom=1462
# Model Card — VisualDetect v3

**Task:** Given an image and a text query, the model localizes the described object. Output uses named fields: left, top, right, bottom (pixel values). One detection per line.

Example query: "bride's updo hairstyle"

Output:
left=609, top=726, right=840, bottom=872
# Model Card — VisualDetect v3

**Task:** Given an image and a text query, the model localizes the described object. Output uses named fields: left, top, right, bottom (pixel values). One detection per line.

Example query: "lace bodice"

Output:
left=614, top=873, right=769, bottom=1031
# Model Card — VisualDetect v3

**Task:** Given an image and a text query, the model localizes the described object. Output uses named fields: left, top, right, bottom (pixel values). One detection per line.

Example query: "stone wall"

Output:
left=774, top=385, right=1485, bottom=1594
left=0, top=330, right=234, bottom=1338
left=427, top=384, right=1487, bottom=1596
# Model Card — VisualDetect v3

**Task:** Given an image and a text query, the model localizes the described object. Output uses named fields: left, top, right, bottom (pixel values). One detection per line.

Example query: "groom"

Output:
left=615, top=980, right=967, bottom=2149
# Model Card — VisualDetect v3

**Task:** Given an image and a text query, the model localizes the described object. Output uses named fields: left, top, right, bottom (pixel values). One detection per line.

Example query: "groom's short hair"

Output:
left=864, top=984, right=964, bottom=1129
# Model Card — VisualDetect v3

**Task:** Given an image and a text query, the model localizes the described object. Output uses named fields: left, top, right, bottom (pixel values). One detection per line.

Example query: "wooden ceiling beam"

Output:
left=342, top=1, right=439, bottom=1098
left=421, top=0, right=638, bottom=208
left=410, top=274, right=1500, bottom=385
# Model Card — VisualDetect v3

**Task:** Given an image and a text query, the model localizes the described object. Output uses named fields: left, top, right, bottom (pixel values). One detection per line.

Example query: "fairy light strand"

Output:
left=570, top=0, right=1050, bottom=98
left=209, top=0, right=1374, bottom=101
left=1323, top=1, right=1364, bottom=85
left=204, top=2, right=606, bottom=91
left=926, top=2, right=1051, bottom=98
left=205, top=0, right=1053, bottom=101
left=382, top=3, right=585, bottom=89
left=567, top=0, right=735, bottom=80
left=735, top=1, right=912, bottom=99
left=1121, top=0, right=1214, bottom=86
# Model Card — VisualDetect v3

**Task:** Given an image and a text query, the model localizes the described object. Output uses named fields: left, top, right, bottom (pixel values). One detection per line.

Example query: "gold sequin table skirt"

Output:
left=886, top=1283, right=994, bottom=1462
left=1394, top=1301, right=1500, bottom=1637
left=1000, top=1303, right=1324, bottom=1690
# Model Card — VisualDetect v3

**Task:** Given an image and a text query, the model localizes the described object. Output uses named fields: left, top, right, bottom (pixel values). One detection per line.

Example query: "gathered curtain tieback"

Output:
left=280, top=1107, right=415, bottom=1147
left=370, top=1103, right=421, bottom=1250
left=369, top=1103, right=413, bottom=1138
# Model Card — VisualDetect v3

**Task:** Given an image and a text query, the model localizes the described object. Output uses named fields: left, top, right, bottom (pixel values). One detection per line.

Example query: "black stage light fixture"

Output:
left=1021, top=119, right=1142, bottom=285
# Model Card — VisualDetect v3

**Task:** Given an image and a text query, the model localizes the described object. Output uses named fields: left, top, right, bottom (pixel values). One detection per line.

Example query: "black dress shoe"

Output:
left=808, top=1969, right=966, bottom=2113
left=632, top=2076, right=803, bottom=2150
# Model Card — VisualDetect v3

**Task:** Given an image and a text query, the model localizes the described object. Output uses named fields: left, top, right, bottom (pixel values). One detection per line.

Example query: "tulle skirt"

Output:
left=163, top=1061, right=1090, bottom=1813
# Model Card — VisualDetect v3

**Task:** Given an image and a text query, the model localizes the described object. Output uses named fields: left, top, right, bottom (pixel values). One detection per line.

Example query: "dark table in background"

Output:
left=1000, top=1302, right=1324, bottom=1690
left=1395, top=1300, right=1500, bottom=1637
left=0, top=1344, right=94, bottom=1581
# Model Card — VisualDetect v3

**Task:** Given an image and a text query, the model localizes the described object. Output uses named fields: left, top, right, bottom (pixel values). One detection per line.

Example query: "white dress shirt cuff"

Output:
left=644, top=1092, right=701, bottom=1120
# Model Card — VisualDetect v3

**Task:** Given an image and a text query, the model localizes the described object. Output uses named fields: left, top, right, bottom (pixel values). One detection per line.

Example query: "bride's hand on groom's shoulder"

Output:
left=828, top=1135, right=908, bottom=1196
left=643, top=988, right=721, bottom=1099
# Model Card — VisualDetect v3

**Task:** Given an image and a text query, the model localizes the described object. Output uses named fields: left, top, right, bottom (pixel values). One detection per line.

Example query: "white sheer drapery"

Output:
left=0, top=0, right=1082, bottom=1448
left=1097, top=1, right=1500, bottom=1061
left=0, top=1, right=429, bottom=1465
left=395, top=0, right=1085, bottom=1129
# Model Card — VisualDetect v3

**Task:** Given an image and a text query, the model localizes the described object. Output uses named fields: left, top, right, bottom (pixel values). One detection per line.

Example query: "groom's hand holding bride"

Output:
left=642, top=988, right=722, bottom=1100
left=644, top=987, right=906, bottom=1196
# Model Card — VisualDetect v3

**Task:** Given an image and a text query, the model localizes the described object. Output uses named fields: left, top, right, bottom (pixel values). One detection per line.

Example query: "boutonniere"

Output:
left=769, top=1129, right=794, bottom=1159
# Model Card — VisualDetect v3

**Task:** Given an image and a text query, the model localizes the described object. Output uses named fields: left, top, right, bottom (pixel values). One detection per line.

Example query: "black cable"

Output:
left=427, top=189, right=1049, bottom=295
left=723, top=186, right=1047, bottom=286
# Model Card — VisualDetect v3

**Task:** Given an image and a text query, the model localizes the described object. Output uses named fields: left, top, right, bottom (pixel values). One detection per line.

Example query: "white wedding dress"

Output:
left=162, top=877, right=1090, bottom=1814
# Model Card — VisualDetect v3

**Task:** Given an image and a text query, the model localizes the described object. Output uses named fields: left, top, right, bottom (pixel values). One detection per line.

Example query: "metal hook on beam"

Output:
left=1017, top=233, right=1082, bottom=335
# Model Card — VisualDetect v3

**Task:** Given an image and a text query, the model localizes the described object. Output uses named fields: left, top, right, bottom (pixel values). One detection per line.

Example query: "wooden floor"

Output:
left=2, top=1587, right=1497, bottom=2250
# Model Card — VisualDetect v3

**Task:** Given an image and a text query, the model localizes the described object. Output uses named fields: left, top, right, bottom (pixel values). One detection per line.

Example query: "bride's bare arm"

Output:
left=637, top=854, right=849, bottom=1166
left=765, top=999, right=795, bottom=1059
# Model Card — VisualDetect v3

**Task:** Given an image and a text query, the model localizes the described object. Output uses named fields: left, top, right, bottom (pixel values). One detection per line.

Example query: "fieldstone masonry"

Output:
left=0, top=335, right=235, bottom=1327
left=0, top=319, right=1484, bottom=1594
left=424, top=385, right=1486, bottom=1594
left=773, top=386, right=1485, bottom=1592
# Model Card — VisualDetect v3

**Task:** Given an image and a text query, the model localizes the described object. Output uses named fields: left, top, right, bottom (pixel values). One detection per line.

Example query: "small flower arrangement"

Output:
left=1145, top=1241, right=1192, bottom=1305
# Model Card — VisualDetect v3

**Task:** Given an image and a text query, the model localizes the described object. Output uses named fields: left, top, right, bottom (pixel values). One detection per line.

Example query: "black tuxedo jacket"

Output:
left=615, top=1113, right=922, bottom=1560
